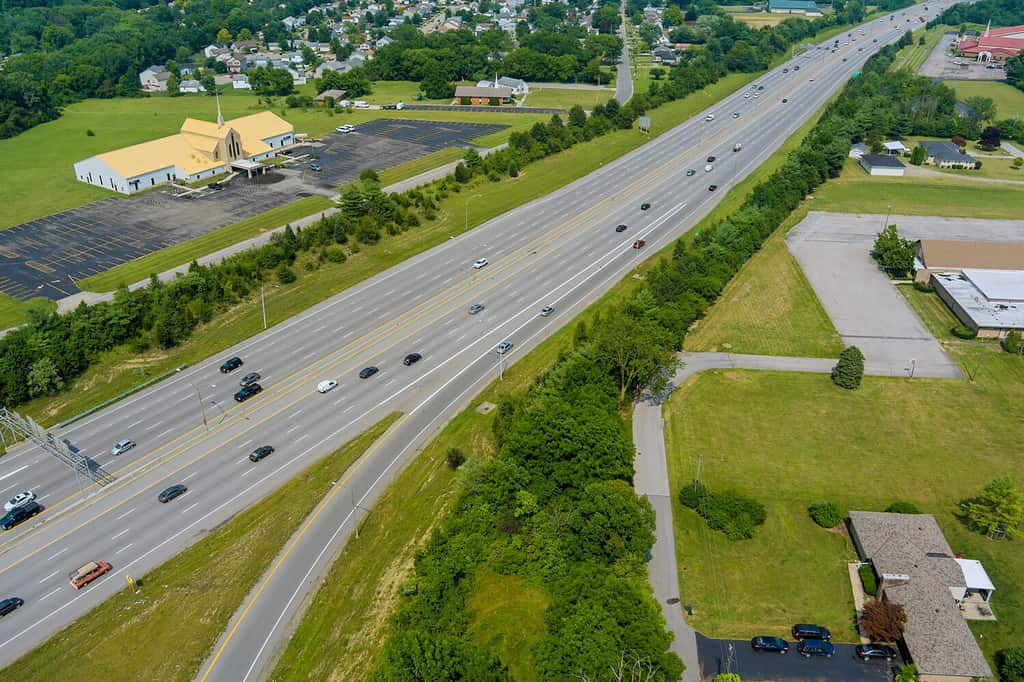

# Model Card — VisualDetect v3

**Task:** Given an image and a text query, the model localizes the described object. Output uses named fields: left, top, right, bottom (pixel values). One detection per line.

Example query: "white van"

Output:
left=704, top=164, right=713, bottom=172
left=353, top=100, right=369, bottom=109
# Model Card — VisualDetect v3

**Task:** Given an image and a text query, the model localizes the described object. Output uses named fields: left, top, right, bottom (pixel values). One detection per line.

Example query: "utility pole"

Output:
left=465, top=193, right=482, bottom=232
left=190, top=381, right=209, bottom=432
left=261, top=281, right=267, bottom=330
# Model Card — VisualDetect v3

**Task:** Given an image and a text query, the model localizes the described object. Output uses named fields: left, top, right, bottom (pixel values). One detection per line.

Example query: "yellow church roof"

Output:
left=181, top=117, right=231, bottom=139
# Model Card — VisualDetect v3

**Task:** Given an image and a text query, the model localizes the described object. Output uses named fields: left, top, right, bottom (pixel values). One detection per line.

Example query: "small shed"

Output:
left=860, top=154, right=906, bottom=176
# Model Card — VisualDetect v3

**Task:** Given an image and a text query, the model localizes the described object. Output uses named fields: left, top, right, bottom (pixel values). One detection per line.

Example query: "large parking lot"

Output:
left=0, top=118, right=507, bottom=301
left=918, top=32, right=1006, bottom=80
left=698, top=636, right=895, bottom=682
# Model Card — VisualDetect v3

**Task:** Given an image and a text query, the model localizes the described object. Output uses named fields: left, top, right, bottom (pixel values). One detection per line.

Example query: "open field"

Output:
left=0, top=296, right=54, bottom=333
left=943, top=79, right=1024, bottom=119
left=811, top=158, right=1024, bottom=218
left=1, top=414, right=399, bottom=682
left=376, top=146, right=466, bottom=186
left=77, top=195, right=334, bottom=292
left=522, top=86, right=613, bottom=110
left=890, top=25, right=949, bottom=72
left=663, top=359, right=1024, bottom=662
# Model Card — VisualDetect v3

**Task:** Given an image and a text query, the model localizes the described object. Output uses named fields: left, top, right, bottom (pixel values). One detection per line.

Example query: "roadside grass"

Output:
left=1, top=413, right=400, bottom=682
left=377, top=147, right=466, bottom=186
left=467, top=568, right=551, bottom=682
left=890, top=24, right=949, bottom=72
left=898, top=283, right=961, bottom=341
left=942, top=79, right=1024, bottom=120
left=662, top=361, right=1024, bottom=660
left=0, top=296, right=55, bottom=332
left=77, top=195, right=334, bottom=292
left=359, top=80, right=451, bottom=105
left=929, top=158, right=1024, bottom=182
left=522, top=87, right=612, bottom=110
left=811, top=158, right=1024, bottom=218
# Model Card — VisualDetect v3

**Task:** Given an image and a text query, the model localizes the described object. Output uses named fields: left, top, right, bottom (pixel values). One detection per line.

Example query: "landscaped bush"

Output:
left=1003, top=330, right=1022, bottom=354
left=859, top=563, right=878, bottom=596
left=996, top=646, right=1024, bottom=682
left=680, top=481, right=766, bottom=540
left=912, top=280, right=934, bottom=293
left=951, top=324, right=977, bottom=339
left=885, top=501, right=921, bottom=514
left=832, top=345, right=865, bottom=389
left=679, top=480, right=709, bottom=509
left=808, top=500, right=843, bottom=528
left=445, top=447, right=466, bottom=469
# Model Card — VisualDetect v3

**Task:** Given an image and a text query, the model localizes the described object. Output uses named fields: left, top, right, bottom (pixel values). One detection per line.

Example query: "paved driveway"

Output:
left=698, top=636, right=895, bottom=682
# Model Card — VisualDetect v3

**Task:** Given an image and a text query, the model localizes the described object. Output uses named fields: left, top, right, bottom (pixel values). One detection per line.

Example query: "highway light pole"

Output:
left=190, top=381, right=209, bottom=432
left=261, top=282, right=267, bottom=330
left=465, top=193, right=483, bottom=232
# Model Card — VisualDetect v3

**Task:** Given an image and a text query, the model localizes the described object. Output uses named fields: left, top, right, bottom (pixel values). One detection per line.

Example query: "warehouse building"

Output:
left=859, top=153, right=906, bottom=176
left=72, top=108, right=294, bottom=195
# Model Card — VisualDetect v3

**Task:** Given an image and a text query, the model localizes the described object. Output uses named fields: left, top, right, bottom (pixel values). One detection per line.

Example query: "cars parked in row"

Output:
left=855, top=643, right=898, bottom=660
left=798, top=640, right=835, bottom=658
left=791, top=623, right=831, bottom=641
left=750, top=636, right=789, bottom=653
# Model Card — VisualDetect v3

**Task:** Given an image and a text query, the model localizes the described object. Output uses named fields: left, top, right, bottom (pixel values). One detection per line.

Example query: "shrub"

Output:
left=912, top=280, right=933, bottom=293
left=1015, top=157, right=1024, bottom=169
left=275, top=264, right=296, bottom=284
left=808, top=500, right=843, bottom=528
left=324, top=246, right=347, bottom=263
left=996, top=647, right=1024, bottom=682
left=678, top=480, right=708, bottom=509
left=951, top=324, right=977, bottom=339
left=1004, top=330, right=1022, bottom=354
left=885, top=501, right=921, bottom=514
left=680, top=483, right=766, bottom=540
left=508, top=161, right=519, bottom=177
left=832, top=345, right=865, bottom=389
left=446, top=447, right=466, bottom=469
left=859, top=563, right=878, bottom=596
left=86, top=129, right=95, bottom=137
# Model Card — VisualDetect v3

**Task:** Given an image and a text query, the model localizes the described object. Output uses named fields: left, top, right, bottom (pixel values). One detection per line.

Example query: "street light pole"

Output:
left=190, top=381, right=209, bottom=432
left=465, top=193, right=482, bottom=232
left=261, top=281, right=267, bottom=330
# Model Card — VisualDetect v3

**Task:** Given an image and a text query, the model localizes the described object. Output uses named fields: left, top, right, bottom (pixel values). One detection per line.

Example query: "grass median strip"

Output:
left=2, top=412, right=399, bottom=682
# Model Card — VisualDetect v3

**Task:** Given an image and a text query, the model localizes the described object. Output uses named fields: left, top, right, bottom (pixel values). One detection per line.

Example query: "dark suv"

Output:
left=855, top=643, right=897, bottom=661
left=1, top=501, right=42, bottom=530
left=0, top=597, right=23, bottom=617
left=234, top=383, right=262, bottom=402
left=798, top=640, right=835, bottom=658
left=791, top=624, right=831, bottom=641
left=220, top=356, right=243, bottom=373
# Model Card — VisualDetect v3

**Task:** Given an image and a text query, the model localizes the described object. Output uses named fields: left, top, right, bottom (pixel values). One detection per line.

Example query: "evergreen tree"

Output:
left=832, top=345, right=865, bottom=389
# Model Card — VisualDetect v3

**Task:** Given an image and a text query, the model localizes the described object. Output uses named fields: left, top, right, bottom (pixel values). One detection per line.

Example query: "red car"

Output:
left=69, top=560, right=112, bottom=589
left=632, top=240, right=646, bottom=249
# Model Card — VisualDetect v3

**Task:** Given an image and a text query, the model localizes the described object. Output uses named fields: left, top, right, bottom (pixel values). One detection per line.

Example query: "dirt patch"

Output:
left=722, top=371, right=741, bottom=381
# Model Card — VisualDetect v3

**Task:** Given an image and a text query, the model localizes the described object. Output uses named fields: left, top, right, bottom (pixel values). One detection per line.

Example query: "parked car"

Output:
left=855, top=643, right=897, bottom=661
left=111, top=439, right=136, bottom=456
left=782, top=98, right=789, bottom=103
left=317, top=379, right=338, bottom=393
left=496, top=341, right=513, bottom=354
left=234, top=383, right=262, bottom=402
left=358, top=366, right=379, bottom=379
left=632, top=240, right=646, bottom=249
left=615, top=224, right=628, bottom=232
left=751, top=636, right=789, bottom=654
left=540, top=306, right=555, bottom=317
left=336, top=124, right=355, bottom=133
left=220, top=356, right=243, bottom=373
left=791, top=624, right=831, bottom=641
left=158, top=484, right=188, bottom=503
left=207, top=181, right=224, bottom=190
left=472, top=258, right=489, bottom=269
left=4, top=491, right=35, bottom=512
left=239, top=372, right=261, bottom=387
left=468, top=303, right=485, bottom=315
left=249, top=445, right=275, bottom=462
left=0, top=502, right=42, bottom=530
left=732, top=112, right=740, bottom=118
left=798, top=640, right=835, bottom=658
left=68, top=560, right=112, bottom=589
left=403, top=353, right=422, bottom=366
left=0, top=597, right=24, bottom=617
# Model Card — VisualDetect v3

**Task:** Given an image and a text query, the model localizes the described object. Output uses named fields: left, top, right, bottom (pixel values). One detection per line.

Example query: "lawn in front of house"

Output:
left=943, top=79, right=1024, bottom=120
left=522, top=87, right=613, bottom=110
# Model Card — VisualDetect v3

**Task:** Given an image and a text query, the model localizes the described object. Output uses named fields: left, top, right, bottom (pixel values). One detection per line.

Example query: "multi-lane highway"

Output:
left=0, top=2, right=954, bottom=673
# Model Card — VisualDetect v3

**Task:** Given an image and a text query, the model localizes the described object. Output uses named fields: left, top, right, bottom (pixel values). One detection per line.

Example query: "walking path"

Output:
left=633, top=349, right=965, bottom=677
left=616, top=2, right=634, bottom=105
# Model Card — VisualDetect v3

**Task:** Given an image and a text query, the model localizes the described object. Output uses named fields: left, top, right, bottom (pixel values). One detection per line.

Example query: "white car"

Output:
left=317, top=380, right=338, bottom=393
left=335, top=124, right=354, bottom=133
left=111, top=439, right=136, bottom=456
left=540, top=306, right=555, bottom=317
left=472, top=258, right=489, bottom=270
left=4, top=491, right=35, bottom=512
left=496, top=341, right=513, bottom=354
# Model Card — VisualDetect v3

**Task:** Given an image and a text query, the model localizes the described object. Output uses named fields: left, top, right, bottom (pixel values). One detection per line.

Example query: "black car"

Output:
left=207, top=181, right=224, bottom=190
left=783, top=67, right=789, bottom=73
left=791, top=624, right=831, bottom=641
left=782, top=98, right=789, bottom=103
left=686, top=169, right=696, bottom=176
left=0, top=597, right=24, bottom=617
left=234, top=383, right=262, bottom=402
left=158, top=484, right=188, bottom=503
left=239, top=372, right=261, bottom=387
left=640, top=203, right=651, bottom=210
left=359, top=366, right=379, bottom=379
left=220, top=356, right=243, bottom=373
left=751, top=636, right=789, bottom=653
left=249, top=445, right=275, bottom=462
left=403, top=353, right=422, bottom=366
left=709, top=185, right=718, bottom=191
left=707, top=155, right=716, bottom=163
left=798, top=640, right=834, bottom=658
left=855, top=643, right=898, bottom=661
left=615, top=224, right=628, bottom=232
left=0, top=501, right=41, bottom=531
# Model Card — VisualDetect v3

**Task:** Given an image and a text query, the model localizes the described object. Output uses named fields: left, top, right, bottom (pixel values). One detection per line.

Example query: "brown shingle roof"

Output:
left=454, top=85, right=513, bottom=99
left=918, top=239, right=1024, bottom=271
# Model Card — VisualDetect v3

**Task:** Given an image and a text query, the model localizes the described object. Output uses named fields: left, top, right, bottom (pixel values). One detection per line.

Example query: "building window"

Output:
left=151, top=178, right=155, bottom=185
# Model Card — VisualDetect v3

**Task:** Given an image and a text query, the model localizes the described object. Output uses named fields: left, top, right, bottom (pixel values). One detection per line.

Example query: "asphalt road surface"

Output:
left=698, top=636, right=895, bottom=682
left=0, top=2, right=955, bottom=674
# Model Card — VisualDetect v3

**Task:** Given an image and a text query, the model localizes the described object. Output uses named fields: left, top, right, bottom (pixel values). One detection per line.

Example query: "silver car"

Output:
left=111, top=439, right=136, bottom=456
left=468, top=303, right=485, bottom=315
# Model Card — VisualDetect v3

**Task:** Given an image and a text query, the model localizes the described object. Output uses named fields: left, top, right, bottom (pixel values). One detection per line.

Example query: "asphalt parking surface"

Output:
left=0, top=119, right=507, bottom=301
left=698, top=636, right=895, bottom=682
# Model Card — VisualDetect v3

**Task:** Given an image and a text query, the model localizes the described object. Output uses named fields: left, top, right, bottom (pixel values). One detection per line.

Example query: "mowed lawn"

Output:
left=663, top=359, right=1024, bottom=661
left=943, top=79, right=1024, bottom=119
left=522, top=87, right=613, bottom=110
left=889, top=25, right=949, bottom=72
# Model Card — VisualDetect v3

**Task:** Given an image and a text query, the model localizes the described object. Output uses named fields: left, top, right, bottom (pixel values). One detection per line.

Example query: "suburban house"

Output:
left=958, top=21, right=1024, bottom=61
left=496, top=76, right=529, bottom=95
left=138, top=65, right=170, bottom=92
left=918, top=140, right=977, bottom=168
left=178, top=79, right=205, bottom=94
left=766, top=0, right=822, bottom=15
left=231, top=74, right=251, bottom=89
left=883, top=140, right=910, bottom=155
left=314, top=88, right=347, bottom=106
left=315, top=60, right=347, bottom=78
left=859, top=154, right=905, bottom=176
left=653, top=46, right=678, bottom=64
left=454, top=85, right=513, bottom=105
left=848, top=511, right=993, bottom=682
left=72, top=110, right=295, bottom=194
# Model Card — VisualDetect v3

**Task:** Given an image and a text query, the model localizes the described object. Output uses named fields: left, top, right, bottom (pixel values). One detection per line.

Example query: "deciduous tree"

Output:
left=595, top=309, right=678, bottom=406
left=860, top=599, right=906, bottom=642
left=960, top=476, right=1024, bottom=539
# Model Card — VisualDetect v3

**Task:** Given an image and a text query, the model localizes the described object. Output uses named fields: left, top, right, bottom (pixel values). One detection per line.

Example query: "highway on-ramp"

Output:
left=0, top=3, right=953, bottom=674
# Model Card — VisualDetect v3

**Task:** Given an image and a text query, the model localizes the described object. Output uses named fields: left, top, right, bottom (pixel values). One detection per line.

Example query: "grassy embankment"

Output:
left=1, top=414, right=399, bottom=682
left=889, top=24, right=950, bottom=72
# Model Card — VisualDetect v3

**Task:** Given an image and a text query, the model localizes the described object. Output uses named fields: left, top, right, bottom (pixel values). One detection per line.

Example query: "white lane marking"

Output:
left=115, top=543, right=134, bottom=555
left=127, top=420, right=143, bottom=429
left=39, top=587, right=61, bottom=601
left=314, top=325, right=326, bottom=332
left=176, top=394, right=192, bottom=404
left=146, top=421, right=164, bottom=431
left=238, top=457, right=251, bottom=465
left=382, top=289, right=395, bottom=296
left=46, top=548, right=68, bottom=561
left=289, top=410, right=303, bottom=419
left=332, top=398, right=345, bottom=406
left=0, top=465, right=29, bottom=482
left=111, top=528, right=130, bottom=541
left=240, top=467, right=255, bottom=477
left=0, top=485, right=19, bottom=496
left=384, top=378, right=396, bottom=387
left=156, top=428, right=174, bottom=439
left=115, top=508, right=136, bottom=521
left=182, top=472, right=198, bottom=482
left=181, top=502, right=199, bottom=515
left=342, top=405, right=356, bottom=414
left=352, top=305, right=365, bottom=313
left=454, top=333, right=467, bottom=343
left=285, top=425, right=301, bottom=434
left=296, top=434, right=310, bottom=442
left=38, top=571, right=59, bottom=584
left=239, top=439, right=254, bottom=449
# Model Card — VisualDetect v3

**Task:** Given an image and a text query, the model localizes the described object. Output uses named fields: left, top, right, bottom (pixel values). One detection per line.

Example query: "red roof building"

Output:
left=958, top=22, right=1024, bottom=61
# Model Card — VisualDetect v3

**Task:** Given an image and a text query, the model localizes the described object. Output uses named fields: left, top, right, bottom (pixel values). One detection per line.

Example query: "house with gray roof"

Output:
left=848, top=511, right=993, bottom=682
left=919, top=140, right=977, bottom=168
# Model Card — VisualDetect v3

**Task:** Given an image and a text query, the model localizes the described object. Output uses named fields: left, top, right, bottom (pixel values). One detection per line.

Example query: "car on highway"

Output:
left=708, top=185, right=718, bottom=192
left=220, top=356, right=243, bottom=373
left=472, top=258, right=489, bottom=269
left=733, top=143, right=743, bottom=152
left=686, top=169, right=696, bottom=176
left=403, top=353, right=422, bottom=366
left=794, top=65, right=800, bottom=71
left=744, top=93, right=751, bottom=98
left=540, top=305, right=555, bottom=317
left=496, top=341, right=513, bottom=354
left=758, top=85, right=764, bottom=90
left=111, top=439, right=136, bottom=456
left=317, top=379, right=338, bottom=393
left=468, top=303, right=485, bottom=315
left=732, top=112, right=740, bottom=118
left=358, top=366, right=379, bottom=379
left=249, top=445, right=275, bottom=462
left=615, top=224, right=628, bottom=232
left=239, top=372, right=261, bottom=387
left=309, top=162, right=323, bottom=172
left=640, top=202, right=651, bottom=210
left=234, top=383, right=263, bottom=402
left=797, top=640, right=835, bottom=658
left=69, top=560, right=111, bottom=589
left=791, top=623, right=831, bottom=641
left=855, top=643, right=898, bottom=661
left=632, top=240, right=646, bottom=249
left=4, top=491, right=35, bottom=512
left=751, top=636, right=789, bottom=653
left=158, top=484, right=188, bottom=503
left=707, top=155, right=716, bottom=163
left=704, top=114, right=714, bottom=122
left=783, top=67, right=789, bottom=73
left=753, top=93, right=760, bottom=98
left=0, top=597, right=24, bottom=618
left=0, top=502, right=41, bottom=531
left=705, top=164, right=714, bottom=172
left=782, top=98, right=789, bottom=103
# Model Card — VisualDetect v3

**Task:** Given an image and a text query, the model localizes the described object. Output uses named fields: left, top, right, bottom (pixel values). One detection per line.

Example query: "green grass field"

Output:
left=468, top=568, right=550, bottom=681
left=522, top=87, right=613, bottom=110
left=890, top=25, right=950, bottom=72
left=377, top=147, right=466, bottom=186
left=943, top=80, right=1024, bottom=120
left=0, top=296, right=54, bottom=334
left=77, top=195, right=333, bottom=292
left=1, top=414, right=399, bottom=682
left=663, top=358, right=1024, bottom=660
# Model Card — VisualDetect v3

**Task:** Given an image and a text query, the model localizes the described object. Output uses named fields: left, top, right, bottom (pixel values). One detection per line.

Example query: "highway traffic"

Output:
left=0, top=2, right=955, bottom=671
